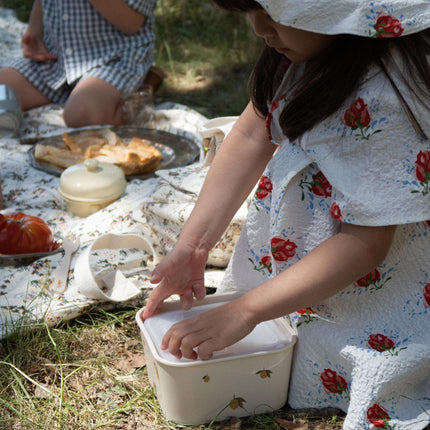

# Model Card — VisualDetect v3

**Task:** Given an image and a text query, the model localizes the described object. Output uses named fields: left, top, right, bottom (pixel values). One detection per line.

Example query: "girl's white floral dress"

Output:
left=219, top=59, right=430, bottom=429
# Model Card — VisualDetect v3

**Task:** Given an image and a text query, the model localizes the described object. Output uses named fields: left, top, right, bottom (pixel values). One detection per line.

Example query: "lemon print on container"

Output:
left=256, top=369, right=272, bottom=379
left=229, top=395, right=246, bottom=410
left=202, top=374, right=210, bottom=383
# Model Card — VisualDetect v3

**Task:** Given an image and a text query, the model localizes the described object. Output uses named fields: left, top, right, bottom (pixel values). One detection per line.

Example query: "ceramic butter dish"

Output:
left=58, top=158, right=126, bottom=217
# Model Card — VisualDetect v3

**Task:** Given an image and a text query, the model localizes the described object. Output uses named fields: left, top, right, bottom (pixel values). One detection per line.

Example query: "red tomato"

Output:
left=0, top=212, right=57, bottom=254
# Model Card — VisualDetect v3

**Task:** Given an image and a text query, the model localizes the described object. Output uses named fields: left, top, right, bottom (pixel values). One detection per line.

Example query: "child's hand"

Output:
left=22, top=34, right=57, bottom=62
left=142, top=241, right=209, bottom=320
left=161, top=300, right=255, bottom=360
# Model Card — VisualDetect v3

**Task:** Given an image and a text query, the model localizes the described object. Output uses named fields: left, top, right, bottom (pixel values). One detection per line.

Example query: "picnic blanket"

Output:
left=0, top=8, right=246, bottom=339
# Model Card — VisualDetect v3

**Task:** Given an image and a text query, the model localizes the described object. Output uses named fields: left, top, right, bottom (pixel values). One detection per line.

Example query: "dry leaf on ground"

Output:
left=275, top=417, right=309, bottom=429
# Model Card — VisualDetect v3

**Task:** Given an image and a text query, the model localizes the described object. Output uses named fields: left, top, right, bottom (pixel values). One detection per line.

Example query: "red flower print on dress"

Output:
left=270, top=237, right=297, bottom=262
left=413, top=150, right=430, bottom=195
left=343, top=98, right=370, bottom=128
left=297, top=307, right=315, bottom=315
left=367, top=333, right=406, bottom=357
left=320, top=369, right=349, bottom=395
left=296, top=307, right=317, bottom=326
left=424, top=283, right=430, bottom=308
left=367, top=404, right=394, bottom=429
left=299, top=170, right=332, bottom=200
left=368, top=334, right=395, bottom=352
left=256, top=176, right=273, bottom=200
left=355, top=268, right=380, bottom=286
left=354, top=268, right=390, bottom=291
left=248, top=255, right=273, bottom=274
left=342, top=97, right=381, bottom=140
left=424, top=220, right=430, bottom=227
left=329, top=202, right=342, bottom=220
left=261, top=255, right=272, bottom=268
left=374, top=12, right=404, bottom=38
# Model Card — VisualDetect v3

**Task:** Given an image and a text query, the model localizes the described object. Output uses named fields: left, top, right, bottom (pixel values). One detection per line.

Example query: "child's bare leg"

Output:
left=0, top=67, right=51, bottom=110
left=63, top=77, right=126, bottom=128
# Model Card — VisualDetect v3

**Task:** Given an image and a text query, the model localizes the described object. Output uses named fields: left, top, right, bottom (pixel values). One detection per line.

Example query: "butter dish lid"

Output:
left=59, top=158, right=127, bottom=201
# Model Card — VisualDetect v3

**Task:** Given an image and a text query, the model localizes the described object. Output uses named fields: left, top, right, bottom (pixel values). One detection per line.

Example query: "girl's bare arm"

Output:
left=179, top=102, right=277, bottom=253
left=88, top=0, right=146, bottom=34
left=143, top=102, right=277, bottom=316
left=25, top=0, right=43, bottom=40
left=162, top=222, right=396, bottom=360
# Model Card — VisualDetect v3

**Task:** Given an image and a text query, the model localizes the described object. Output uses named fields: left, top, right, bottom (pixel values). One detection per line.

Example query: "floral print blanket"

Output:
left=0, top=7, right=248, bottom=339
left=0, top=101, right=246, bottom=339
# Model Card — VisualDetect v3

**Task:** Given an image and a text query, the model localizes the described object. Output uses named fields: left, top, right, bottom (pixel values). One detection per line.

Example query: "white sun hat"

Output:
left=255, top=0, right=430, bottom=37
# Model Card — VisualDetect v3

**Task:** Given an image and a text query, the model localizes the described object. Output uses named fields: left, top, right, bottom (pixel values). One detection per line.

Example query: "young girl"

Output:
left=0, top=0, right=156, bottom=127
left=142, top=0, right=430, bottom=427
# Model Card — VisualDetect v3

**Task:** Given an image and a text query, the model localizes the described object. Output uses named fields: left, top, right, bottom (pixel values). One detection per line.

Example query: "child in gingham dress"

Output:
left=0, top=0, right=156, bottom=127
left=142, top=0, right=430, bottom=428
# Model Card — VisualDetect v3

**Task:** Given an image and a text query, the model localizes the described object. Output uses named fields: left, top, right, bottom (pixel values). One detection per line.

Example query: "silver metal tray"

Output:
left=27, top=126, right=200, bottom=180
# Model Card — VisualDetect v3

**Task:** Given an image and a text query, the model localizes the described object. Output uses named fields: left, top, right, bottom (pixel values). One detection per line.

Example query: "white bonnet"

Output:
left=255, top=0, right=430, bottom=37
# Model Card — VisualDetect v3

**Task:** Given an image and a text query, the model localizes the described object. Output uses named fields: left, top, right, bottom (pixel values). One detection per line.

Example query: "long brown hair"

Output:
left=213, top=0, right=430, bottom=141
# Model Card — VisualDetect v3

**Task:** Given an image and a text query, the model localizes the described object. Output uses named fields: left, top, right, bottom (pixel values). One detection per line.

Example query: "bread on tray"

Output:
left=34, top=129, right=163, bottom=175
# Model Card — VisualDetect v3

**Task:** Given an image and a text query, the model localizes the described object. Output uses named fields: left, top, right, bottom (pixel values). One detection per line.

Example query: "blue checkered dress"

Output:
left=9, top=0, right=156, bottom=103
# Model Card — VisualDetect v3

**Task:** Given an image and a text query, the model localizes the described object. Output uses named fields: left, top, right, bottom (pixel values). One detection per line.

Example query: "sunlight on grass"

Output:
left=0, top=0, right=262, bottom=117
left=0, top=307, right=345, bottom=430
left=153, top=0, right=262, bottom=116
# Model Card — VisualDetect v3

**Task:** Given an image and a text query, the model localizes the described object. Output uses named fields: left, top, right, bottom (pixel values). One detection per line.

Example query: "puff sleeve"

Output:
left=301, top=67, right=430, bottom=226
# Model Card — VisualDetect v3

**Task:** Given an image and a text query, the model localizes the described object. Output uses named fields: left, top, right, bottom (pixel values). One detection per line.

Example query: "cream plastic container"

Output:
left=136, top=292, right=297, bottom=425
left=58, top=158, right=127, bottom=217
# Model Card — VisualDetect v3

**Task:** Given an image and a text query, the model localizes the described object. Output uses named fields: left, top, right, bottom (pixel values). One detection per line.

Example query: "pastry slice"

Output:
left=34, top=144, right=84, bottom=168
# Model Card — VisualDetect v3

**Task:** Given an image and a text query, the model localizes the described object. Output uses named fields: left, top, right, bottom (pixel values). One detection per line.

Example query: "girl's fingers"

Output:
left=178, top=334, right=199, bottom=360
left=149, top=265, right=163, bottom=284
left=162, top=322, right=203, bottom=360
left=192, top=283, right=206, bottom=300
left=197, top=340, right=217, bottom=360
left=141, top=283, right=170, bottom=319
left=179, top=288, right=194, bottom=310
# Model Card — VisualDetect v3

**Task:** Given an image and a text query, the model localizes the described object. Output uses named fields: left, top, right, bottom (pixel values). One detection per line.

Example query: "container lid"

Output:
left=141, top=299, right=295, bottom=364
left=59, top=158, right=127, bottom=202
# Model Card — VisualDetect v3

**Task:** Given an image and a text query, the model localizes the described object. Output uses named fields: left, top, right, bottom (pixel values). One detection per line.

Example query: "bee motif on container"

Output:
left=229, top=395, right=246, bottom=410
left=256, top=369, right=272, bottom=379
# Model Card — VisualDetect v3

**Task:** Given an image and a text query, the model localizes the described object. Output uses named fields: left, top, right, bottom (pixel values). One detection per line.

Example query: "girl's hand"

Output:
left=22, top=0, right=56, bottom=62
left=142, top=241, right=209, bottom=320
left=161, top=300, right=255, bottom=360
left=22, top=33, right=57, bottom=62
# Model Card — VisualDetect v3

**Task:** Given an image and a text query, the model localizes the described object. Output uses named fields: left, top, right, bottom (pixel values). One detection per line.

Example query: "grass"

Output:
left=0, top=1, right=346, bottom=428
left=0, top=308, right=345, bottom=430
left=152, top=0, right=262, bottom=117
left=0, top=0, right=262, bottom=118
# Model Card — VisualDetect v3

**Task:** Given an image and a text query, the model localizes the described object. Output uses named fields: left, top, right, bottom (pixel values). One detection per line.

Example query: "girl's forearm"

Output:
left=88, top=0, right=145, bottom=34
left=236, top=223, right=397, bottom=327
left=25, top=0, right=44, bottom=39
left=178, top=103, right=277, bottom=252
